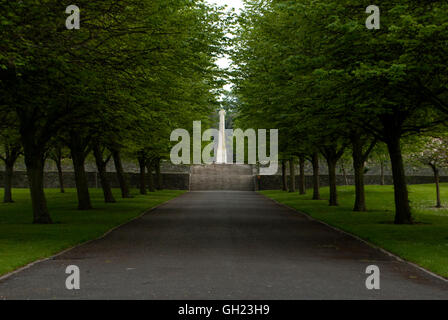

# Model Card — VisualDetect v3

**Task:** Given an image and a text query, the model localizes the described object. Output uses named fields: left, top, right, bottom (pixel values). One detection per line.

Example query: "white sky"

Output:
left=207, top=0, right=245, bottom=91
left=208, top=0, right=245, bottom=13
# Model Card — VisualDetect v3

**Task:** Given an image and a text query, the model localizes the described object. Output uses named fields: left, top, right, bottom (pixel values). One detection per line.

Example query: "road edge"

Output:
left=258, top=192, right=448, bottom=283
left=0, top=191, right=188, bottom=283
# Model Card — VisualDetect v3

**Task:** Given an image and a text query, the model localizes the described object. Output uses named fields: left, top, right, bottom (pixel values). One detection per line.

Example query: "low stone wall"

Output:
left=257, top=174, right=445, bottom=191
left=0, top=171, right=189, bottom=190
left=1, top=171, right=445, bottom=191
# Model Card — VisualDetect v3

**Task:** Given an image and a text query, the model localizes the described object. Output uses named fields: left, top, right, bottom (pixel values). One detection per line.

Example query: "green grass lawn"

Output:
left=0, top=188, right=185, bottom=276
left=260, top=184, right=448, bottom=279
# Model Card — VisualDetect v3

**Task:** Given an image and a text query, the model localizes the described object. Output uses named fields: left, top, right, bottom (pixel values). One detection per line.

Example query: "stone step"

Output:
left=190, top=164, right=255, bottom=191
left=191, top=164, right=254, bottom=176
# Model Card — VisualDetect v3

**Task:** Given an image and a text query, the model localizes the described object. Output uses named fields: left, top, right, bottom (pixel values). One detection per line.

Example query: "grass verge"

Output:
left=0, top=188, right=185, bottom=276
left=260, top=184, right=448, bottom=279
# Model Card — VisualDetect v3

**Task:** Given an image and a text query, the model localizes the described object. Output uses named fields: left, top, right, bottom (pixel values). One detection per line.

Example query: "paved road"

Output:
left=0, top=191, right=447, bottom=299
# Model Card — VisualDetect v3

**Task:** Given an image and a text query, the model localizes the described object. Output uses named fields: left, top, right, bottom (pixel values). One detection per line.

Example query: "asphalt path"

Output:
left=0, top=191, right=447, bottom=299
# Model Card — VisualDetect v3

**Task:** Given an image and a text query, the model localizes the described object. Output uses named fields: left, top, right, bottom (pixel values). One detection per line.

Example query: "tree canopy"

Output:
left=232, top=0, right=448, bottom=224
left=0, top=0, right=226, bottom=223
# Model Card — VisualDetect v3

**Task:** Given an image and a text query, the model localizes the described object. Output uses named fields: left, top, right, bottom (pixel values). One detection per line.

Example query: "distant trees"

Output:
left=0, top=131, right=22, bottom=203
left=0, top=0, right=225, bottom=223
left=0, top=109, right=22, bottom=203
left=2, top=0, right=447, bottom=227
left=408, top=136, right=448, bottom=208
left=233, top=0, right=448, bottom=224
left=47, top=143, right=68, bottom=194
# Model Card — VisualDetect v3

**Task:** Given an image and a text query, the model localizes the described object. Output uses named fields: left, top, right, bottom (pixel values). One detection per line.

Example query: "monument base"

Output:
left=189, top=164, right=256, bottom=191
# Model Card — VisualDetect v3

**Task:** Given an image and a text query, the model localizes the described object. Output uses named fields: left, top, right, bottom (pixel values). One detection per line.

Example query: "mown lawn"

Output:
left=0, top=188, right=185, bottom=276
left=261, top=184, right=448, bottom=278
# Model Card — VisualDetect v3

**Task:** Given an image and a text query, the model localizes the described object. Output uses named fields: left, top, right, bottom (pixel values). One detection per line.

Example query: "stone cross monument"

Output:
left=216, top=109, right=227, bottom=164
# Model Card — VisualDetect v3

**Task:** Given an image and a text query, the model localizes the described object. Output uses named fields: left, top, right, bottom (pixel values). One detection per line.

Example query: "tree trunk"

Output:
left=71, top=147, right=92, bottom=210
left=289, top=158, right=296, bottom=193
left=93, top=144, right=115, bottom=203
left=112, top=150, right=131, bottom=198
left=2, top=143, right=22, bottom=203
left=380, top=161, right=385, bottom=185
left=341, top=163, right=348, bottom=185
left=298, top=156, right=306, bottom=195
left=12, top=70, right=51, bottom=223
left=55, top=157, right=65, bottom=193
left=155, top=158, right=162, bottom=190
left=23, top=148, right=52, bottom=224
left=327, top=158, right=338, bottom=206
left=431, top=165, right=441, bottom=208
left=386, top=135, right=412, bottom=224
left=3, top=161, right=14, bottom=203
left=352, top=138, right=367, bottom=212
left=146, top=160, right=156, bottom=192
left=138, top=156, right=147, bottom=195
left=353, top=163, right=367, bottom=212
left=312, top=153, right=321, bottom=200
left=281, top=160, right=287, bottom=191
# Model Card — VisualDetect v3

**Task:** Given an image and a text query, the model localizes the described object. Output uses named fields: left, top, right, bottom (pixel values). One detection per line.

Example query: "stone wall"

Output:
left=257, top=174, right=445, bottom=191
left=259, top=160, right=446, bottom=177
left=0, top=171, right=189, bottom=190
left=1, top=170, right=445, bottom=191
left=0, top=159, right=190, bottom=174
left=190, top=164, right=255, bottom=191
left=4, top=157, right=444, bottom=177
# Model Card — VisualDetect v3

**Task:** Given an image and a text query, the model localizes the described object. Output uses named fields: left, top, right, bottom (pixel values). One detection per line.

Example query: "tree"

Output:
left=370, top=143, right=390, bottom=186
left=288, top=158, right=296, bottom=193
left=281, top=160, right=287, bottom=191
left=0, top=130, right=21, bottom=203
left=0, top=0, right=225, bottom=222
left=234, top=0, right=448, bottom=224
left=319, top=136, right=348, bottom=207
left=311, top=153, right=321, bottom=200
left=344, top=1, right=448, bottom=222
left=137, top=152, right=148, bottom=195
left=47, top=142, right=69, bottom=194
left=408, top=136, right=448, bottom=208
left=92, top=140, right=116, bottom=203
left=350, top=133, right=377, bottom=211
left=155, top=158, right=163, bottom=190
left=298, top=155, right=306, bottom=195
left=146, top=159, right=156, bottom=193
